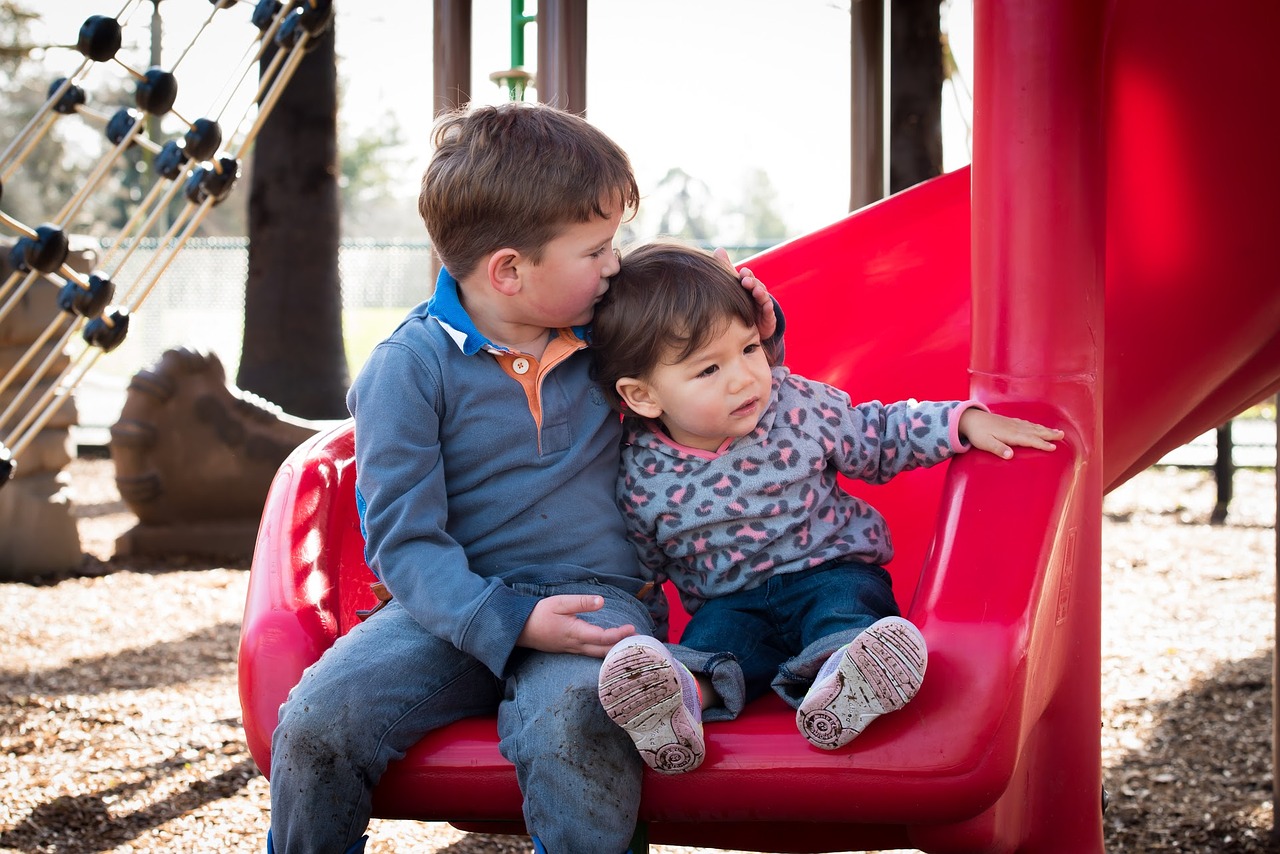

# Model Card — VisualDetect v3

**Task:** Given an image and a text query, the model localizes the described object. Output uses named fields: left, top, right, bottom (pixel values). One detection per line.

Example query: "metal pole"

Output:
left=492, top=0, right=535, bottom=101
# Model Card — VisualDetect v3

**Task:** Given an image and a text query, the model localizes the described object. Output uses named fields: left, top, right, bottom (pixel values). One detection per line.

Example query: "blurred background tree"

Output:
left=237, top=21, right=348, bottom=419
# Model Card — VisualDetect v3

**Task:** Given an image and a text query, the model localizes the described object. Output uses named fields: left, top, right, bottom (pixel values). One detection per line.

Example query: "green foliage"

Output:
left=338, top=113, right=420, bottom=237
left=734, top=167, right=788, bottom=245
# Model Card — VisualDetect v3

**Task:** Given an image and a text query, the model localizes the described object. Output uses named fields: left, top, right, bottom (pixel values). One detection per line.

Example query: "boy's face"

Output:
left=624, top=317, right=774, bottom=453
left=517, top=208, right=623, bottom=328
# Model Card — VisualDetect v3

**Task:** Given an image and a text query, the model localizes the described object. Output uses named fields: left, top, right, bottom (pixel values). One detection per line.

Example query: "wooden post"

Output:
left=1273, top=395, right=1279, bottom=841
left=535, top=0, right=588, bottom=115
left=433, top=0, right=472, bottom=115
left=850, top=0, right=885, bottom=209
left=1211, top=419, right=1234, bottom=524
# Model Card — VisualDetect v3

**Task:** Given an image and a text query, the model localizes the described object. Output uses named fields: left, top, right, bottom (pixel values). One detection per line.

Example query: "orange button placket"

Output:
left=493, top=330, right=584, bottom=452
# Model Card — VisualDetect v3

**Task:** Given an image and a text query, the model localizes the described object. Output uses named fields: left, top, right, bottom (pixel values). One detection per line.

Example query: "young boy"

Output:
left=591, top=241, right=1065, bottom=773
left=267, top=105, right=746, bottom=854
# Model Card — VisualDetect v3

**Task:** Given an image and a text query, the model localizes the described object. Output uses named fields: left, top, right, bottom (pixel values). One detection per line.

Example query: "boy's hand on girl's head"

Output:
left=714, top=247, right=778, bottom=340
left=517, top=594, right=637, bottom=658
left=959, top=409, right=1066, bottom=460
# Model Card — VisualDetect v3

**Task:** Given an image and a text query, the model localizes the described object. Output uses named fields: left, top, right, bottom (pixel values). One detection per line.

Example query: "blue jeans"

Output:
left=268, top=580, right=653, bottom=854
left=675, top=561, right=900, bottom=712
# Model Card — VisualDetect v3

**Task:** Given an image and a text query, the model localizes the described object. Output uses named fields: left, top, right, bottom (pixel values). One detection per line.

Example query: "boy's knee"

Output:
left=273, top=691, right=351, bottom=767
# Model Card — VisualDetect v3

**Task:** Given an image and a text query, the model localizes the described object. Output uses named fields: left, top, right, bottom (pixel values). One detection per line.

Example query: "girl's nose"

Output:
left=726, top=359, right=752, bottom=390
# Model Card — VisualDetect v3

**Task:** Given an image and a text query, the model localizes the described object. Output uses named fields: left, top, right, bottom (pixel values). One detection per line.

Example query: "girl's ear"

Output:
left=615, top=377, right=663, bottom=419
left=487, top=248, right=523, bottom=296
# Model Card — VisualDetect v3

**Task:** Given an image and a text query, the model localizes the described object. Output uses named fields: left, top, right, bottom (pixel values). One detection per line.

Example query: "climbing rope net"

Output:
left=0, top=0, right=333, bottom=486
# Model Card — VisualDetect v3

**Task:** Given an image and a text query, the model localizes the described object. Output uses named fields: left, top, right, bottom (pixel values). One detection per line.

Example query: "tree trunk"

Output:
left=238, top=23, right=349, bottom=419
left=889, top=0, right=944, bottom=193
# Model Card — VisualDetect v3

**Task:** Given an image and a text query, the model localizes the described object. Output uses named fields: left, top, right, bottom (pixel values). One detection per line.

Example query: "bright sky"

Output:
left=37, top=0, right=973, bottom=241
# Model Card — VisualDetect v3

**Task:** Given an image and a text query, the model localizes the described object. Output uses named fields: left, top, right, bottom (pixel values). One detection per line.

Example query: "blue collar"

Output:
left=426, top=267, right=490, bottom=355
left=426, top=267, right=590, bottom=354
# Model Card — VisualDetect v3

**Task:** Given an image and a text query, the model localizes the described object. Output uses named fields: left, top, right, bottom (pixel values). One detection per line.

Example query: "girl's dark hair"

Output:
left=591, top=241, right=764, bottom=414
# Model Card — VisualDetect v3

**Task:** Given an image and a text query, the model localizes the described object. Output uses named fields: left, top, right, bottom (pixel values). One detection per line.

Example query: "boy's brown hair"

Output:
left=419, top=102, right=640, bottom=280
left=591, top=241, right=766, bottom=414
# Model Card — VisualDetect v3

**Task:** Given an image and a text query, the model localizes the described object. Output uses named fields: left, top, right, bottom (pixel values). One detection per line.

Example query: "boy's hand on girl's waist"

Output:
left=516, top=594, right=637, bottom=658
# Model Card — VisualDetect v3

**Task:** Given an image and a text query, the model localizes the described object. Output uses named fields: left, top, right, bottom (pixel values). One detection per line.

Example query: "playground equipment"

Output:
left=0, top=1, right=332, bottom=573
left=239, top=1, right=1280, bottom=851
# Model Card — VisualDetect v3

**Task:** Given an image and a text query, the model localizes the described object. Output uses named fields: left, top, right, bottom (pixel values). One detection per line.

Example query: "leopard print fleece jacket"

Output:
left=617, top=367, right=985, bottom=615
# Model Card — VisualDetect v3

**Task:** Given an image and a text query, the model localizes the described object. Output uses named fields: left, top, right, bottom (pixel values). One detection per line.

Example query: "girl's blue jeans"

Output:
left=674, top=561, right=901, bottom=714
left=267, top=579, right=655, bottom=854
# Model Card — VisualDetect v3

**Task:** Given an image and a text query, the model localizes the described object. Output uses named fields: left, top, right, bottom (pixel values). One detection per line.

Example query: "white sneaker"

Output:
left=796, top=616, right=927, bottom=750
left=598, top=636, right=705, bottom=774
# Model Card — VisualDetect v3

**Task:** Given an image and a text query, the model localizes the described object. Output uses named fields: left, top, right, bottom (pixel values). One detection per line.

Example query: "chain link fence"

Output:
left=74, top=237, right=437, bottom=442
left=89, top=237, right=436, bottom=383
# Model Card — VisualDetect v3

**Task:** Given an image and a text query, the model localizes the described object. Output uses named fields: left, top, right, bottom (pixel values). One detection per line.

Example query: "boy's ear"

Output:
left=487, top=248, right=523, bottom=296
left=615, top=377, right=663, bottom=419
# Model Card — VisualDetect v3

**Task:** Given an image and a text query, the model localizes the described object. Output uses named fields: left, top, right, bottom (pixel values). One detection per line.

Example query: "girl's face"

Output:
left=621, top=317, right=773, bottom=452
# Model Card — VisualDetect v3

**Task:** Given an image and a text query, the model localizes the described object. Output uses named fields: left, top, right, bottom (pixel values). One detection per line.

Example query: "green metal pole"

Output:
left=510, top=0, right=527, bottom=67
left=498, top=0, right=537, bottom=101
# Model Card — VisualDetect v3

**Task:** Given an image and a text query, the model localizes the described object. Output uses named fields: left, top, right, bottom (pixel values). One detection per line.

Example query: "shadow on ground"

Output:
left=1105, top=651, right=1279, bottom=853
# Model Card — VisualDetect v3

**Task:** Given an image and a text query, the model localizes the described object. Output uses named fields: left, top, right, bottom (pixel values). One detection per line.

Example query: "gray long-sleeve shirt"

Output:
left=617, top=367, right=981, bottom=615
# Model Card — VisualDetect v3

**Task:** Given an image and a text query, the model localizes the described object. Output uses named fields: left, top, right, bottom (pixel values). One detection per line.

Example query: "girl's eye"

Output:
left=697, top=364, right=718, bottom=378
left=744, top=343, right=761, bottom=356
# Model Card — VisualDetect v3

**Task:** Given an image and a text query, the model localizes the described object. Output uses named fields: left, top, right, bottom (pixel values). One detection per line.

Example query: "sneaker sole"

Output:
left=796, top=617, right=927, bottom=750
left=598, top=640, right=705, bottom=774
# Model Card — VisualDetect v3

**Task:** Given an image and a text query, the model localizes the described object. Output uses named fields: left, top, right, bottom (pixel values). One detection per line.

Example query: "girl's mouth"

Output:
left=732, top=397, right=759, bottom=418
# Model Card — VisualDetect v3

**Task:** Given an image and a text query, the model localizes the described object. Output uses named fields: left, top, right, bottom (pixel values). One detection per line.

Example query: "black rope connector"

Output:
left=184, top=118, right=223, bottom=162
left=105, top=107, right=142, bottom=147
left=155, top=140, right=190, bottom=181
left=83, top=308, right=130, bottom=352
left=58, top=273, right=115, bottom=318
left=77, top=15, right=122, bottom=62
left=136, top=67, right=179, bottom=116
left=0, top=444, right=14, bottom=489
left=8, top=224, right=70, bottom=275
left=275, top=4, right=332, bottom=53
left=252, top=0, right=283, bottom=32
left=183, top=156, right=240, bottom=206
left=47, top=78, right=88, bottom=114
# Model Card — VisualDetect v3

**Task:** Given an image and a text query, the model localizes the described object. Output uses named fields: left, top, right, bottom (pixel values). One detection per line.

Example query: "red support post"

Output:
left=971, top=1, right=1106, bottom=850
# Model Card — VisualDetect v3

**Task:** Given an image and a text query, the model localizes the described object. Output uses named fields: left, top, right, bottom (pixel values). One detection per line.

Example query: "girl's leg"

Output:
left=772, top=562, right=903, bottom=704
left=673, top=586, right=789, bottom=721
left=269, top=600, right=501, bottom=854
left=772, top=564, right=927, bottom=749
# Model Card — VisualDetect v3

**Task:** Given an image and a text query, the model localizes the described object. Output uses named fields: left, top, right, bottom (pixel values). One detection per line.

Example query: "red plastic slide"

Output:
left=239, top=2, right=1280, bottom=852
left=238, top=167, right=1095, bottom=852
